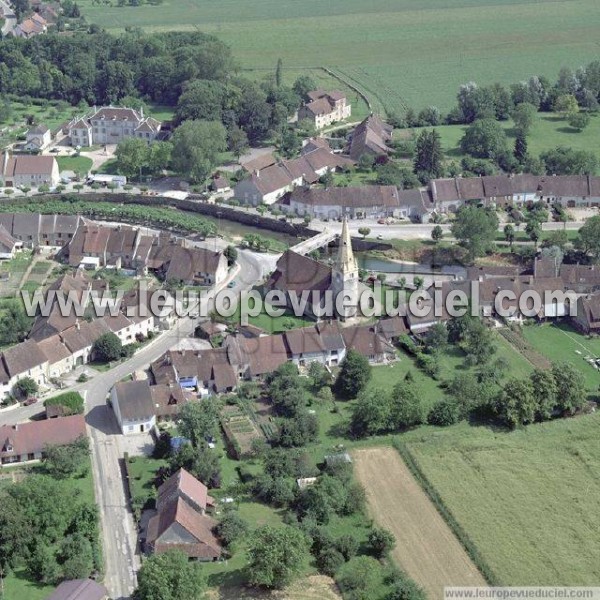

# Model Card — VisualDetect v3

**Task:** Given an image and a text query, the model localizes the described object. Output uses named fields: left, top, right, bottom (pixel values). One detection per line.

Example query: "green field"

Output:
left=401, top=412, right=600, bottom=585
left=410, top=111, right=600, bottom=161
left=76, top=0, right=600, bottom=113
left=522, top=322, right=600, bottom=390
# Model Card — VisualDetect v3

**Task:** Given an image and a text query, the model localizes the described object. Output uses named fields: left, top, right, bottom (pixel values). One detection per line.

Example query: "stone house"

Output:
left=298, top=90, right=351, bottom=130
left=2, top=153, right=59, bottom=187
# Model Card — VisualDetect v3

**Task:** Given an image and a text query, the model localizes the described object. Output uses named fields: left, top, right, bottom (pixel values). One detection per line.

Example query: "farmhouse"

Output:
left=146, top=468, right=221, bottom=560
left=68, top=106, right=161, bottom=147
left=235, top=147, right=352, bottom=205
left=1, top=154, right=59, bottom=187
left=0, top=414, right=86, bottom=467
left=348, top=114, right=393, bottom=161
left=284, top=185, right=401, bottom=220
left=298, top=90, right=351, bottom=130
left=572, top=293, right=600, bottom=334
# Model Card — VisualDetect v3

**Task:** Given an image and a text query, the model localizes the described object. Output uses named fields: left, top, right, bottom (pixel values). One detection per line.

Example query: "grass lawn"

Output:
left=2, top=568, right=54, bottom=600
left=521, top=322, right=600, bottom=390
left=56, top=155, right=94, bottom=175
left=232, top=302, right=314, bottom=333
left=412, top=111, right=600, bottom=162
left=126, top=455, right=167, bottom=507
left=401, top=412, right=600, bottom=585
left=76, top=0, right=600, bottom=114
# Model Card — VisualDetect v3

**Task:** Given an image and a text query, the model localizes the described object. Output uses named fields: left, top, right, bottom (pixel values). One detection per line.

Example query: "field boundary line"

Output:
left=393, top=440, right=501, bottom=586
left=320, top=66, right=374, bottom=113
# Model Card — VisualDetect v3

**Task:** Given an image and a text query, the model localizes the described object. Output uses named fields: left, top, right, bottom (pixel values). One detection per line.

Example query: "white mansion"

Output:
left=67, top=106, right=162, bottom=147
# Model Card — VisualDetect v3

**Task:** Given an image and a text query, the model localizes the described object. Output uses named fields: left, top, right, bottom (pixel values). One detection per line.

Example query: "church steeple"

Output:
left=332, top=216, right=359, bottom=320
left=336, top=216, right=358, bottom=274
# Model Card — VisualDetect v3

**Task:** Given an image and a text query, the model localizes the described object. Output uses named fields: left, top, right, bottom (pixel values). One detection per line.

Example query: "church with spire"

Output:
left=266, top=217, right=360, bottom=321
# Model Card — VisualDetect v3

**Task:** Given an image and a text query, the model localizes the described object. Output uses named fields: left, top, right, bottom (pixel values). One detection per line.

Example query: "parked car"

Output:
left=23, top=397, right=38, bottom=406
left=377, top=218, right=386, bottom=224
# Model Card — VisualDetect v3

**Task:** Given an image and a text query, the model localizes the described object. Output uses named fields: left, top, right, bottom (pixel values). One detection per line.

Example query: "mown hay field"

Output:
left=400, top=414, right=600, bottom=586
left=353, top=446, right=486, bottom=598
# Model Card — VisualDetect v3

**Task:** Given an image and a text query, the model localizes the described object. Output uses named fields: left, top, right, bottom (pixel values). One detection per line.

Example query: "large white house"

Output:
left=68, top=106, right=161, bottom=147
left=298, top=90, right=351, bottom=130
left=111, top=380, right=156, bottom=435
left=1, top=153, right=59, bottom=187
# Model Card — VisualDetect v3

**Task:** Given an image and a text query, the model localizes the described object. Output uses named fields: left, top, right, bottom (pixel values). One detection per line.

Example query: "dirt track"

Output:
left=353, top=447, right=486, bottom=598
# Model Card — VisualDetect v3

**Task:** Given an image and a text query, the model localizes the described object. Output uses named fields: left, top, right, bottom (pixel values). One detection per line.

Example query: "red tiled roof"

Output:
left=0, top=415, right=86, bottom=460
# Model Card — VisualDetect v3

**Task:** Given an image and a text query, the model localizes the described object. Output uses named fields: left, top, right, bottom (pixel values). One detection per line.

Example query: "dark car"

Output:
left=23, top=397, right=38, bottom=406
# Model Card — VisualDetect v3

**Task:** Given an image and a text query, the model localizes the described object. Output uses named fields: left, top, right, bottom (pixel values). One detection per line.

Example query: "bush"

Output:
left=336, top=556, right=382, bottom=600
left=368, top=526, right=396, bottom=558
left=92, top=332, right=122, bottom=362
left=12, top=377, right=38, bottom=400
left=428, top=398, right=461, bottom=426
left=44, top=391, right=84, bottom=415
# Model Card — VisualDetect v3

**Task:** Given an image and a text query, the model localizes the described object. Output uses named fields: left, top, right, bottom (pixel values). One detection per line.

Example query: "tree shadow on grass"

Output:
left=556, top=126, right=582, bottom=134
left=541, top=115, right=564, bottom=123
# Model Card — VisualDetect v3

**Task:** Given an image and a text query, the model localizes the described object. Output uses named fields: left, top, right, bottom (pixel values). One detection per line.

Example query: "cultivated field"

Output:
left=77, top=0, right=600, bottom=112
left=401, top=414, right=600, bottom=585
left=353, top=446, right=486, bottom=598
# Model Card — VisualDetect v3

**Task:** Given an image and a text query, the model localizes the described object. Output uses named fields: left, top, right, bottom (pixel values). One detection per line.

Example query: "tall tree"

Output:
left=451, top=206, right=499, bottom=261
left=503, top=224, right=515, bottom=250
left=413, top=129, right=444, bottom=180
left=178, top=398, right=220, bottom=448
left=495, top=378, right=536, bottom=428
left=460, top=118, right=508, bottom=159
left=576, top=215, right=600, bottom=260
left=134, top=549, right=205, bottom=600
left=247, top=525, right=309, bottom=589
left=552, top=362, right=586, bottom=415
left=115, top=137, right=149, bottom=180
left=334, top=349, right=372, bottom=399
left=530, top=369, right=558, bottom=421
left=275, top=58, right=283, bottom=88
left=170, top=120, right=227, bottom=183
left=514, top=131, right=528, bottom=164
left=511, top=102, right=537, bottom=135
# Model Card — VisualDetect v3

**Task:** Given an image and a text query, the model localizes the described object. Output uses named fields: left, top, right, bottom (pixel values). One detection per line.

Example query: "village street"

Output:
left=0, top=247, right=266, bottom=598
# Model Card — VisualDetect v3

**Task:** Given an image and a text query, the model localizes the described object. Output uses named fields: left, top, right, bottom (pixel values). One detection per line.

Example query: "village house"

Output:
left=44, top=579, right=108, bottom=600
left=298, top=90, right=351, bottom=130
left=284, top=185, right=408, bottom=220
left=235, top=147, right=352, bottom=205
left=0, top=224, right=20, bottom=259
left=341, top=324, right=396, bottom=363
left=146, top=468, right=222, bottom=561
left=0, top=213, right=82, bottom=248
left=12, top=13, right=48, bottom=38
left=348, top=114, right=393, bottom=161
left=0, top=339, right=49, bottom=397
left=68, top=106, right=161, bottom=147
left=572, top=293, right=600, bottom=334
left=25, top=124, right=52, bottom=152
left=111, top=380, right=156, bottom=435
left=1, top=153, right=59, bottom=187
left=284, top=322, right=346, bottom=367
left=0, top=414, right=86, bottom=467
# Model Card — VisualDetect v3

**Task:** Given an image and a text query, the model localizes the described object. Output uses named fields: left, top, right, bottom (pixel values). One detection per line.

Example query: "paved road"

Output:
left=0, top=248, right=269, bottom=598
left=312, top=219, right=585, bottom=240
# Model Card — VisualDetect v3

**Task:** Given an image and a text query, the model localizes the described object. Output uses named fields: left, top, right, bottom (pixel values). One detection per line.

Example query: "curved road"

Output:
left=0, top=0, right=16, bottom=36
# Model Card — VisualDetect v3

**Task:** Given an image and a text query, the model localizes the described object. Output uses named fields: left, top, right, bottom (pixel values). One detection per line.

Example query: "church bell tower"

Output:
left=332, top=216, right=359, bottom=320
